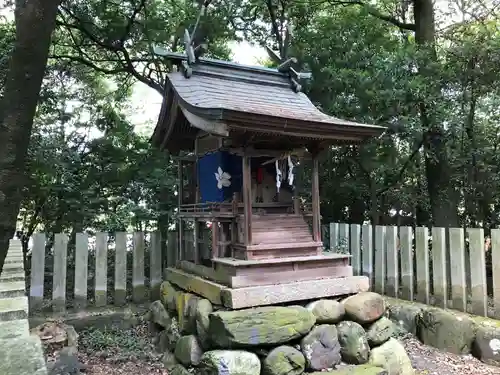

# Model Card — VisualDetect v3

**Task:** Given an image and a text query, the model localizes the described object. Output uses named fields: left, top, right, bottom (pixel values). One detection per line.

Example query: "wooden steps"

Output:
left=235, top=213, right=318, bottom=260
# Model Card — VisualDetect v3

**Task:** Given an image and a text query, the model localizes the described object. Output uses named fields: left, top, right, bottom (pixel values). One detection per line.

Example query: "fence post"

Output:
left=350, top=224, right=361, bottom=273
left=492, top=229, right=500, bottom=318
left=467, top=228, right=487, bottom=316
left=374, top=225, right=386, bottom=294
left=400, top=226, right=414, bottom=301
left=95, top=232, right=108, bottom=307
left=150, top=231, right=162, bottom=301
left=386, top=226, right=398, bottom=298
left=338, top=223, right=350, bottom=253
left=74, top=233, right=89, bottom=310
left=115, top=232, right=127, bottom=306
left=432, top=227, right=448, bottom=309
left=330, top=222, right=339, bottom=251
left=29, top=233, right=45, bottom=312
left=52, top=233, right=68, bottom=312
left=415, top=227, right=430, bottom=304
left=449, top=228, right=466, bottom=312
left=166, top=231, right=178, bottom=268
left=361, top=225, right=373, bottom=285
left=132, top=232, right=146, bottom=303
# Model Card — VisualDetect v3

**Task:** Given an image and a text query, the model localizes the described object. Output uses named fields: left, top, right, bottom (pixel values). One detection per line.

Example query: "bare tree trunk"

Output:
left=0, top=0, right=61, bottom=272
left=413, top=0, right=459, bottom=227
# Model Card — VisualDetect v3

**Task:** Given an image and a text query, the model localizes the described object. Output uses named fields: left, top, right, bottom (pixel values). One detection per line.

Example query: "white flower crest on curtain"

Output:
left=215, top=167, right=231, bottom=189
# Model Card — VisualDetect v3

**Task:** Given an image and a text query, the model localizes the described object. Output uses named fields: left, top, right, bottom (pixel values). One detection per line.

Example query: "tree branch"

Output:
left=57, top=5, right=164, bottom=94
left=328, top=0, right=416, bottom=31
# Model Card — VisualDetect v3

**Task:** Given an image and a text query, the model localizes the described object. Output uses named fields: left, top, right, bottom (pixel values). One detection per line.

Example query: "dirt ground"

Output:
left=50, top=322, right=500, bottom=375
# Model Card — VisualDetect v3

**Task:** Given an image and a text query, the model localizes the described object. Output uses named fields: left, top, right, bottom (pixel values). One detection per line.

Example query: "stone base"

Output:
left=153, top=284, right=414, bottom=375
left=165, top=266, right=369, bottom=309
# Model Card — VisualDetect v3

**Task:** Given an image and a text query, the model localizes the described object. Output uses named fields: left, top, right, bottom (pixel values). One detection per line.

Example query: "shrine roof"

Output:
left=151, top=49, right=386, bottom=153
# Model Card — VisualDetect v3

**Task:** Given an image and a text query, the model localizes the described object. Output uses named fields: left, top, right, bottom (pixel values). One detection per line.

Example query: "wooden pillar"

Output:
left=178, top=160, right=184, bottom=261
left=242, top=155, right=252, bottom=245
left=311, top=153, right=321, bottom=242
left=211, top=220, right=219, bottom=258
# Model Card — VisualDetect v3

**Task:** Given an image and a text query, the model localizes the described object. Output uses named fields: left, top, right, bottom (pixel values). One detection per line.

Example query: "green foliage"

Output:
left=79, top=325, right=149, bottom=355
left=5, top=0, right=500, bottom=240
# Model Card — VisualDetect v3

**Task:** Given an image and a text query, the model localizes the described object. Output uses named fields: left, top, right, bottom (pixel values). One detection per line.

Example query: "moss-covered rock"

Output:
left=366, top=317, right=395, bottom=347
left=417, top=308, right=476, bottom=354
left=157, top=317, right=181, bottom=352
left=161, top=350, right=178, bottom=372
left=300, top=324, right=341, bottom=370
left=160, top=281, right=178, bottom=312
left=198, top=350, right=261, bottom=375
left=176, top=292, right=200, bottom=334
left=208, top=306, right=315, bottom=348
left=174, top=334, right=203, bottom=366
left=195, top=298, right=213, bottom=349
left=385, top=300, right=423, bottom=336
left=337, top=321, right=370, bottom=365
left=170, top=364, right=191, bottom=375
left=368, top=338, right=414, bottom=375
left=306, top=299, right=345, bottom=323
left=472, top=325, right=500, bottom=366
left=262, top=345, right=305, bottom=375
left=309, top=364, right=388, bottom=374
left=150, top=300, right=171, bottom=328
left=343, top=292, right=385, bottom=324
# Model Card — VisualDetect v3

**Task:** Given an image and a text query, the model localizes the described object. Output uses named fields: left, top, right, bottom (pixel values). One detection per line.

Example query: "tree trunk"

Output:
left=0, top=0, right=61, bottom=272
left=413, top=0, right=459, bottom=227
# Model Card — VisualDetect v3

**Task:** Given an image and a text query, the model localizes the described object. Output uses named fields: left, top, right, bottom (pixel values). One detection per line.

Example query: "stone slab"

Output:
left=0, top=281, right=26, bottom=298
left=0, top=296, right=29, bottom=321
left=0, top=319, right=29, bottom=339
left=0, top=271, right=25, bottom=282
left=1, top=263, right=24, bottom=273
left=0, top=335, right=47, bottom=375
left=221, top=275, right=370, bottom=309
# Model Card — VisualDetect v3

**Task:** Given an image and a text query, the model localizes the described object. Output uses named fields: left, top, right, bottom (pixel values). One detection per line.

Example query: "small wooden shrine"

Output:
left=150, top=34, right=385, bottom=309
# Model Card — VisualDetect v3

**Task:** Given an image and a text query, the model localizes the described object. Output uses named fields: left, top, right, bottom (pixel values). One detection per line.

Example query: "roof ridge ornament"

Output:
left=181, top=0, right=212, bottom=78
left=264, top=34, right=312, bottom=93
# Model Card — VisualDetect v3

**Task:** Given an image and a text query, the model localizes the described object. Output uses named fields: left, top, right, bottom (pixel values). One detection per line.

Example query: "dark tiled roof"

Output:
left=151, top=52, right=386, bottom=152
left=167, top=62, right=383, bottom=131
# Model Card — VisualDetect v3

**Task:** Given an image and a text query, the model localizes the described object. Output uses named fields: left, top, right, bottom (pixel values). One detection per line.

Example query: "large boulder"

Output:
left=309, top=365, right=388, bottom=374
left=195, top=298, right=213, bottom=349
left=343, top=292, right=385, bottom=324
left=208, top=306, right=315, bottom=348
left=472, top=324, right=500, bottom=366
left=197, top=350, right=261, bottom=375
left=160, top=281, right=178, bottom=312
left=368, top=338, right=414, bottom=375
left=174, top=335, right=203, bottom=367
left=385, top=301, right=423, bottom=336
left=337, top=321, right=370, bottom=365
left=149, top=300, right=172, bottom=328
left=300, top=324, right=341, bottom=370
left=366, top=317, right=395, bottom=347
left=417, top=308, right=476, bottom=354
left=306, top=299, right=345, bottom=324
left=262, top=345, right=305, bottom=375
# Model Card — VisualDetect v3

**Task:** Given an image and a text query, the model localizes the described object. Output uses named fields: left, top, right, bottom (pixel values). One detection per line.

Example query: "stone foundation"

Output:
left=149, top=281, right=415, bottom=375
left=385, top=297, right=500, bottom=367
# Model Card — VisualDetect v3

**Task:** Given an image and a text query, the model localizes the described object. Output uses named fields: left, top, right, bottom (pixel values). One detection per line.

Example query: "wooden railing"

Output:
left=324, top=222, right=499, bottom=318
left=179, top=202, right=234, bottom=213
